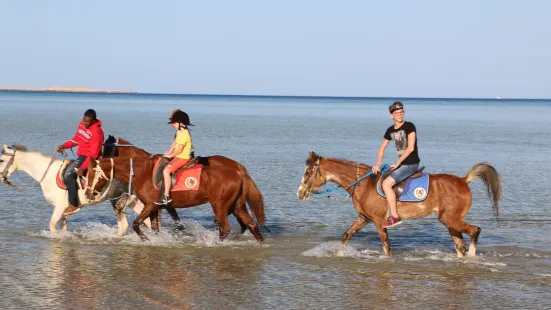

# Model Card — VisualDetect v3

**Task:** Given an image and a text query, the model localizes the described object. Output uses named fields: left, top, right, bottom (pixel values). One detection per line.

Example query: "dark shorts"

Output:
left=390, top=163, right=419, bottom=183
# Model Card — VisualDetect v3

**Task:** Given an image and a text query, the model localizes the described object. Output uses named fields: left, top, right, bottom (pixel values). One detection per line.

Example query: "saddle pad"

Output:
left=172, top=164, right=203, bottom=191
left=56, top=160, right=88, bottom=190
left=56, top=161, right=70, bottom=189
left=377, top=173, right=430, bottom=202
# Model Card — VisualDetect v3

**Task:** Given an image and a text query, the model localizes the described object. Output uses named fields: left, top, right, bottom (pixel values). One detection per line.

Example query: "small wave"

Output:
left=30, top=220, right=264, bottom=249
left=301, top=241, right=385, bottom=259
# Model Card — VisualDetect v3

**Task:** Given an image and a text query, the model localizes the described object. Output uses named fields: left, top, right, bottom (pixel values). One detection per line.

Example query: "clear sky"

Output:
left=1, top=1, right=549, bottom=98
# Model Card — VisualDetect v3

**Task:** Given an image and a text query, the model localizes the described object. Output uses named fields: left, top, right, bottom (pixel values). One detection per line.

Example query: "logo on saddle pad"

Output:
left=153, top=158, right=203, bottom=192
left=184, top=176, right=198, bottom=189
left=376, top=172, right=430, bottom=202
left=413, top=186, right=427, bottom=200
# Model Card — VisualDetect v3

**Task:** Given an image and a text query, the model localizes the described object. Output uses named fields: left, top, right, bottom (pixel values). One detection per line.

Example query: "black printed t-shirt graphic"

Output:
left=384, top=121, right=420, bottom=165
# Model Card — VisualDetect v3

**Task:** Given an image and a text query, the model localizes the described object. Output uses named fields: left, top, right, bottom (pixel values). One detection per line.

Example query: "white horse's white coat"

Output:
left=0, top=144, right=151, bottom=235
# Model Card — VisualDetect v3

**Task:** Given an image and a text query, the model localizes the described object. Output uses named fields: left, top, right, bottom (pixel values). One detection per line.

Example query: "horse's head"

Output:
left=0, top=144, right=27, bottom=189
left=103, top=135, right=119, bottom=157
left=85, top=157, right=112, bottom=201
left=297, top=151, right=327, bottom=200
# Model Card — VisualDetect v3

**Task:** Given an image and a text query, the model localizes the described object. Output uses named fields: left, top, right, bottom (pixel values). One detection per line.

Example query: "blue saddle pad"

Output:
left=377, top=173, right=430, bottom=202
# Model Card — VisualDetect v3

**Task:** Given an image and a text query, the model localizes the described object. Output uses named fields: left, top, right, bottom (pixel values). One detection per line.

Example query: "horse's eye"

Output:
left=0, top=159, right=3, bottom=163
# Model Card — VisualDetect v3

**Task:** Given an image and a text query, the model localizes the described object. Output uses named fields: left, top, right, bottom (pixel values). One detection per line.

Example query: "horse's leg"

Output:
left=234, top=216, right=248, bottom=234
left=233, top=207, right=263, bottom=242
left=49, top=203, right=66, bottom=234
left=446, top=227, right=466, bottom=257
left=211, top=205, right=231, bottom=241
left=375, top=223, right=391, bottom=256
left=131, top=200, right=152, bottom=230
left=150, top=210, right=160, bottom=233
left=110, top=200, right=128, bottom=236
left=60, top=216, right=68, bottom=231
left=132, top=204, right=156, bottom=241
left=440, top=214, right=481, bottom=257
left=165, top=207, right=185, bottom=231
left=341, top=216, right=370, bottom=247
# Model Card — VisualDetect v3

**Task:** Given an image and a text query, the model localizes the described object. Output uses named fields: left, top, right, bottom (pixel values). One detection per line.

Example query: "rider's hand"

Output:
left=371, top=165, right=380, bottom=174
left=163, top=152, right=173, bottom=158
left=390, top=163, right=399, bottom=170
left=56, top=145, right=64, bottom=153
left=75, top=168, right=85, bottom=176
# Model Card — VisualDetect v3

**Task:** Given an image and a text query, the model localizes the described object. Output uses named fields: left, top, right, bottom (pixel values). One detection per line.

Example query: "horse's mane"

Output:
left=11, top=144, right=28, bottom=152
left=328, top=157, right=371, bottom=170
left=117, top=137, right=151, bottom=155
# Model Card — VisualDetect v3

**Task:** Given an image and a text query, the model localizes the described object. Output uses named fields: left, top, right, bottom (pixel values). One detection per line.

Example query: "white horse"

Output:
left=0, top=144, right=151, bottom=235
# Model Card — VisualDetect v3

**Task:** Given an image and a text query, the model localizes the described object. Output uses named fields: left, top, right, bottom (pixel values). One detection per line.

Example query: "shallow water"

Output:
left=1, top=92, right=550, bottom=309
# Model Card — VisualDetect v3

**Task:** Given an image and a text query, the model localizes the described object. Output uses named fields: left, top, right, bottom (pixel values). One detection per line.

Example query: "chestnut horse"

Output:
left=102, top=136, right=267, bottom=233
left=297, top=152, right=501, bottom=257
left=86, top=156, right=265, bottom=242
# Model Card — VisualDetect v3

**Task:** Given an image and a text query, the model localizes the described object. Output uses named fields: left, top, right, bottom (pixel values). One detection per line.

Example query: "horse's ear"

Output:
left=2, top=144, right=8, bottom=153
left=90, top=157, right=97, bottom=167
left=308, top=151, right=319, bottom=163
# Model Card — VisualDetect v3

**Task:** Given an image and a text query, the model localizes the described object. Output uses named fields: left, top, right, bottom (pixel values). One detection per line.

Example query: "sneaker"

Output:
left=154, top=195, right=172, bottom=206
left=63, top=205, right=81, bottom=216
left=382, top=216, right=402, bottom=229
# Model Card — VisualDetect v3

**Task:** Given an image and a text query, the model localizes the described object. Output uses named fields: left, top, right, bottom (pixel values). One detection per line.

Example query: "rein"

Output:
left=38, top=150, right=68, bottom=184
left=310, top=163, right=390, bottom=203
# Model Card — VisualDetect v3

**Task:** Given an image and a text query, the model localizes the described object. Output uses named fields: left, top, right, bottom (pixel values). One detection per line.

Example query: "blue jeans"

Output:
left=63, top=156, right=86, bottom=207
left=390, top=163, right=420, bottom=183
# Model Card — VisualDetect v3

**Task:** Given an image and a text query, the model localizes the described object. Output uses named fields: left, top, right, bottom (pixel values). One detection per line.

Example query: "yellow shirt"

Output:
left=174, top=129, right=192, bottom=159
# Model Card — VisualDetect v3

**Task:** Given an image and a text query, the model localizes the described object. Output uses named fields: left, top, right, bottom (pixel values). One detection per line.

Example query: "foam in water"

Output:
left=302, top=241, right=384, bottom=259
left=30, top=220, right=263, bottom=248
left=302, top=242, right=508, bottom=270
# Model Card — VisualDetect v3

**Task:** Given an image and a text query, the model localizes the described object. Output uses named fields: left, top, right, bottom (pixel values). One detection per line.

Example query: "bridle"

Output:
left=86, top=158, right=115, bottom=202
left=300, top=159, right=327, bottom=195
left=0, top=147, right=23, bottom=190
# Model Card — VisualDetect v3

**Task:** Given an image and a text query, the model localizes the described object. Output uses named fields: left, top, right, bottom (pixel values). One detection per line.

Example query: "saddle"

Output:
left=152, top=156, right=203, bottom=192
left=56, top=160, right=88, bottom=190
left=376, top=166, right=430, bottom=202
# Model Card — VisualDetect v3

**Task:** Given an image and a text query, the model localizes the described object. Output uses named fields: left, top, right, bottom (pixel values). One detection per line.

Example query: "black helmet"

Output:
left=169, top=111, right=193, bottom=126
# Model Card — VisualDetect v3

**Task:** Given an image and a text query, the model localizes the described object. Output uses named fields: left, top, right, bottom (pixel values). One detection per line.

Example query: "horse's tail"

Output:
left=242, top=173, right=267, bottom=228
left=464, top=162, right=501, bottom=219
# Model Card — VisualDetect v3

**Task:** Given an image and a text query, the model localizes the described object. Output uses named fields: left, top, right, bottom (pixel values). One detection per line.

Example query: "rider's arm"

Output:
left=166, top=144, right=184, bottom=158
left=61, top=126, right=80, bottom=149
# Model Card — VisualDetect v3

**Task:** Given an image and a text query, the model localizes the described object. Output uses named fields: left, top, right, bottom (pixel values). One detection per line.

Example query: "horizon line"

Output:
left=0, top=89, right=550, bottom=101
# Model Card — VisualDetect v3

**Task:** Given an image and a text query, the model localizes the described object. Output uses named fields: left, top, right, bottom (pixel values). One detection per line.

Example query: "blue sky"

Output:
left=1, top=1, right=549, bottom=98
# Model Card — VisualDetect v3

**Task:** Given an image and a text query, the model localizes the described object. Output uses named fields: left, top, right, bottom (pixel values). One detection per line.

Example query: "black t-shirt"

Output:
left=384, top=121, right=420, bottom=165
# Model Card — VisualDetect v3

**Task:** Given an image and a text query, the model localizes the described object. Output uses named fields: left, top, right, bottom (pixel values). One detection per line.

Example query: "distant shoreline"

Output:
left=0, top=87, right=136, bottom=93
left=0, top=88, right=549, bottom=101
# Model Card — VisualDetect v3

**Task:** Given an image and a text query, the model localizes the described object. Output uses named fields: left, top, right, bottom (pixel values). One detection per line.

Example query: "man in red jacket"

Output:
left=57, top=109, right=104, bottom=216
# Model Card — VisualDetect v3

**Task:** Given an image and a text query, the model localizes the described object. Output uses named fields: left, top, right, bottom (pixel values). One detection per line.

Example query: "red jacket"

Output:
left=62, top=119, right=104, bottom=170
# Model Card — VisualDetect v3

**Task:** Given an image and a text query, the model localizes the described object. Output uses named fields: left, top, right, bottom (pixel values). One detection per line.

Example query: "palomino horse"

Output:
left=102, top=135, right=267, bottom=233
left=297, top=152, right=501, bottom=257
left=85, top=156, right=265, bottom=242
left=0, top=144, right=140, bottom=235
